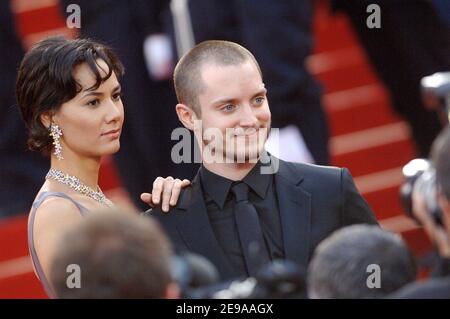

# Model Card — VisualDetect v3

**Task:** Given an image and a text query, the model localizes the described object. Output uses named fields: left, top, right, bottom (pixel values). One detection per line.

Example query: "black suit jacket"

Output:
left=146, top=157, right=378, bottom=279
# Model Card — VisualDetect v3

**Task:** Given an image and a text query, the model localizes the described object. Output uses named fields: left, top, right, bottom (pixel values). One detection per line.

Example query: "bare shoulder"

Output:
left=31, top=195, right=85, bottom=278
left=32, top=196, right=84, bottom=255
left=33, top=196, right=84, bottom=230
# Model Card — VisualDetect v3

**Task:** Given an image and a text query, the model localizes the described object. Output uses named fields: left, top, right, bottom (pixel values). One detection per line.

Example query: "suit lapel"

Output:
left=175, top=174, right=236, bottom=279
left=274, top=159, right=312, bottom=268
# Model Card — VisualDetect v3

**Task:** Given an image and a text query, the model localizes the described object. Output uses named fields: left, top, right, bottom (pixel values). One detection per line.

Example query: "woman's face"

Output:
left=52, top=59, right=124, bottom=159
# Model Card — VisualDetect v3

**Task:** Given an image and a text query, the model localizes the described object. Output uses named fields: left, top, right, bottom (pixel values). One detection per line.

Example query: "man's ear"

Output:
left=175, top=103, right=197, bottom=131
left=40, top=111, right=53, bottom=129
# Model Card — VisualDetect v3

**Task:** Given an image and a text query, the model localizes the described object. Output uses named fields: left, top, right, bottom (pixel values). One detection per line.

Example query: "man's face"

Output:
left=195, top=60, right=271, bottom=163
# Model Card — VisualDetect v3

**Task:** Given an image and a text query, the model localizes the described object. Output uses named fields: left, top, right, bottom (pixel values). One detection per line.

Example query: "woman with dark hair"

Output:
left=16, top=36, right=187, bottom=297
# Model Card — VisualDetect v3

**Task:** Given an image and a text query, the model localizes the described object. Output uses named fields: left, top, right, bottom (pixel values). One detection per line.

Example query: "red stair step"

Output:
left=313, top=3, right=361, bottom=53
left=99, top=156, right=124, bottom=191
left=325, top=87, right=402, bottom=136
left=332, top=139, right=416, bottom=178
left=14, top=5, right=66, bottom=38
left=0, top=215, right=29, bottom=262
left=316, top=63, right=379, bottom=94
left=0, top=272, right=47, bottom=299
left=364, top=185, right=405, bottom=220
left=401, top=228, right=432, bottom=258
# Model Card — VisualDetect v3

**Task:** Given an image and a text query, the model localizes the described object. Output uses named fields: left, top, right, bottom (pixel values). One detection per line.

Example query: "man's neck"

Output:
left=202, top=160, right=258, bottom=181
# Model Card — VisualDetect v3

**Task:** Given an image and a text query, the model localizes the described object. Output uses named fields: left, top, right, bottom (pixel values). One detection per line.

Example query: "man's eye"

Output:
left=254, top=97, right=265, bottom=105
left=222, top=104, right=235, bottom=112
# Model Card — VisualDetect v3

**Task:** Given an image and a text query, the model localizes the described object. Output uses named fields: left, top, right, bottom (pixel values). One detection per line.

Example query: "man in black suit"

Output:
left=146, top=40, right=377, bottom=280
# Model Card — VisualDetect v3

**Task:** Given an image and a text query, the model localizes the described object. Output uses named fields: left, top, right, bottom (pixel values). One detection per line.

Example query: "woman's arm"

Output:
left=33, top=198, right=84, bottom=282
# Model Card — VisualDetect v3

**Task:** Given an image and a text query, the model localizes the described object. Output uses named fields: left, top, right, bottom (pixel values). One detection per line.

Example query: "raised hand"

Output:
left=140, top=176, right=191, bottom=212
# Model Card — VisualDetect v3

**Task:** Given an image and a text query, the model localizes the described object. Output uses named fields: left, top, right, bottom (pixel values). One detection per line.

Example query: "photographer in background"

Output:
left=307, top=225, right=416, bottom=299
left=392, top=126, right=450, bottom=298
left=411, top=126, right=450, bottom=277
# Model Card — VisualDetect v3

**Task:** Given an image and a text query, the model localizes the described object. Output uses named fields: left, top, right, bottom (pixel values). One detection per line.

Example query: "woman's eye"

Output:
left=87, top=99, right=99, bottom=107
left=112, top=93, right=122, bottom=101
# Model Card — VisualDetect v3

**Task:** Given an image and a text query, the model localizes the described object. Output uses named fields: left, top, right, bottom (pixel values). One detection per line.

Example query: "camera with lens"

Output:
left=421, top=71, right=450, bottom=120
left=210, top=260, right=306, bottom=299
left=400, top=159, right=444, bottom=227
left=172, top=253, right=306, bottom=299
left=399, top=72, right=450, bottom=227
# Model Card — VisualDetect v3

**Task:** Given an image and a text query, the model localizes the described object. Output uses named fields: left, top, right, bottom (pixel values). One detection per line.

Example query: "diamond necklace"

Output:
left=45, top=168, right=113, bottom=207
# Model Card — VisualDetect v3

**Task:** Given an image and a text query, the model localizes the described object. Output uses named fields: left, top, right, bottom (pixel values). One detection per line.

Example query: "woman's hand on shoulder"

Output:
left=140, top=176, right=191, bottom=213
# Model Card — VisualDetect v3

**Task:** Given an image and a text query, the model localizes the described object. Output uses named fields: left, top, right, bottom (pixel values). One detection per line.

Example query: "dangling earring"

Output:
left=49, top=123, right=63, bottom=160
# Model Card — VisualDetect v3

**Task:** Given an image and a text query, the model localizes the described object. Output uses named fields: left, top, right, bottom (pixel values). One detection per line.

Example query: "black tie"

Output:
left=231, top=182, right=270, bottom=277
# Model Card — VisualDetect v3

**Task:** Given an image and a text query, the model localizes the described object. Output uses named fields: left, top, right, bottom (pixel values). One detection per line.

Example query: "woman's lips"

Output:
left=101, top=129, right=121, bottom=138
